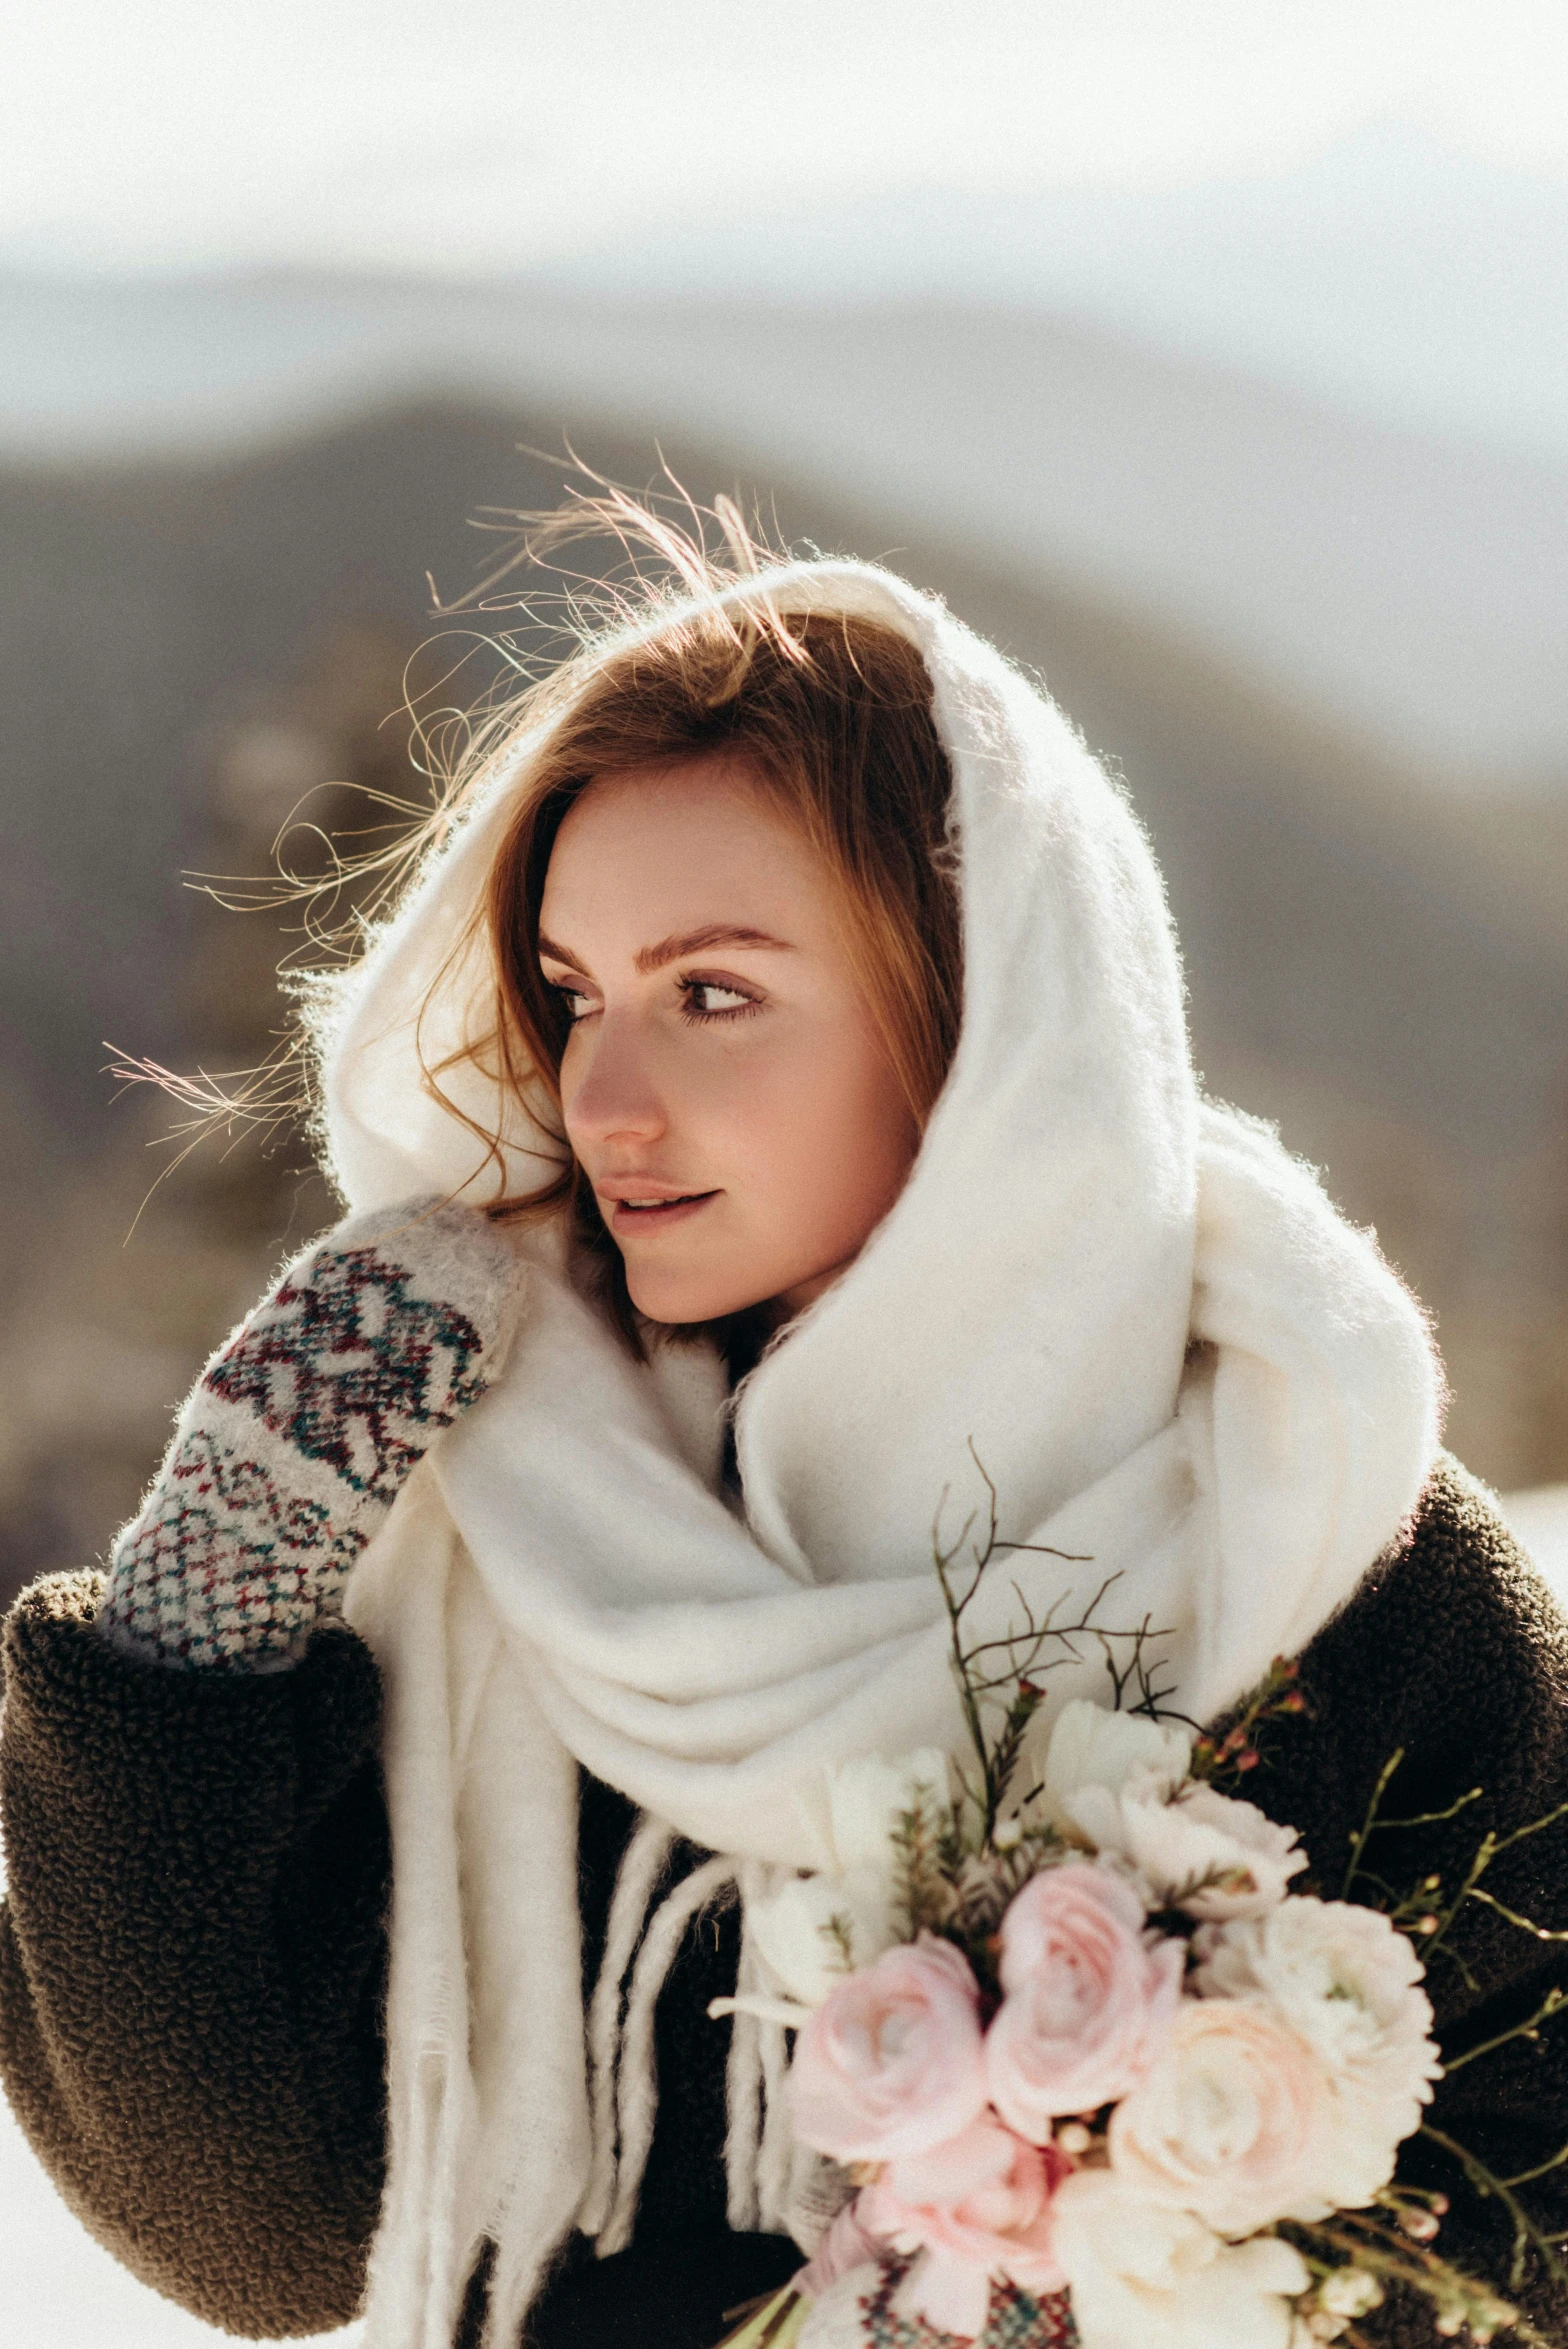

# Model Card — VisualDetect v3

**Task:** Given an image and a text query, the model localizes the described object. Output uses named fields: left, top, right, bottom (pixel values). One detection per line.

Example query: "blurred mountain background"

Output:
left=3, top=266, right=1565, bottom=1610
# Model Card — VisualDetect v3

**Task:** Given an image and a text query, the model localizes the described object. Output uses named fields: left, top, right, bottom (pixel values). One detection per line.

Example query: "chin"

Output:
left=622, top=1257, right=775, bottom=1328
left=628, top=1279, right=750, bottom=1327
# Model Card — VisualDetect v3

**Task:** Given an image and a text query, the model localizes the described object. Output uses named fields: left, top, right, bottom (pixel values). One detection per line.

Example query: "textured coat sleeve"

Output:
left=0, top=1571, right=390, bottom=2340
left=1244, top=1459, right=1568, bottom=2349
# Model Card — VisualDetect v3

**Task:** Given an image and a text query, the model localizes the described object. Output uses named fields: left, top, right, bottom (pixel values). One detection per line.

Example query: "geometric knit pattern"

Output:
left=204, top=1247, right=491, bottom=1504
left=101, top=1429, right=373, bottom=1672
left=99, top=1206, right=519, bottom=1672
left=850, top=2263, right=1079, bottom=2349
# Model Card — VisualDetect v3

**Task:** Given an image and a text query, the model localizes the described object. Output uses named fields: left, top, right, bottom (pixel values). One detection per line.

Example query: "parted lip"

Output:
left=595, top=1176, right=718, bottom=1204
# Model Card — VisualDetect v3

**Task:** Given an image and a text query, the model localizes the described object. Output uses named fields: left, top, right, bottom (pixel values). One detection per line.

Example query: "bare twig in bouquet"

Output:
left=1342, top=1750, right=1414, bottom=1899
left=929, top=1447, right=1186, bottom=1844
left=1402, top=1798, right=1568, bottom=1994
left=1421, top=2122, right=1568, bottom=2299
left=1336, top=1754, right=1477, bottom=1949
left=1496, top=2141, right=1568, bottom=2194
left=1467, top=1889, right=1568, bottom=1944
left=1347, top=1784, right=1488, bottom=1946
left=1289, top=2203, right=1538, bottom=2346
left=1095, top=1610, right=1186, bottom=1717
left=1441, top=1988, right=1568, bottom=2075
left=1337, top=1753, right=1568, bottom=1969
left=1322, top=1756, right=1568, bottom=2326
left=1426, top=1802, right=1568, bottom=1953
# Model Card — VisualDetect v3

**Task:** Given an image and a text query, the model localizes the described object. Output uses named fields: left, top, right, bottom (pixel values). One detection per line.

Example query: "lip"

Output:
left=601, top=1186, right=720, bottom=1233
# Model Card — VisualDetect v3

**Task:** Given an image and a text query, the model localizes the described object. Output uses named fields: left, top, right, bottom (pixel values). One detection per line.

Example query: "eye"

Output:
left=549, top=982, right=597, bottom=1022
left=680, top=977, right=761, bottom=1021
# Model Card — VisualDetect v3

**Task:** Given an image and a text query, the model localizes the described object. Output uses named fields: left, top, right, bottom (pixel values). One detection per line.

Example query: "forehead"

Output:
left=539, top=754, right=834, bottom=948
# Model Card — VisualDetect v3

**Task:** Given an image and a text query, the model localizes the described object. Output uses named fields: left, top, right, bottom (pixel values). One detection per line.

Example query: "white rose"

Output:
left=826, top=1749, right=951, bottom=1875
left=748, top=1869, right=897, bottom=2007
left=1053, top=2169, right=1309, bottom=2349
left=752, top=1749, right=951, bottom=2006
left=1071, top=1781, right=1306, bottom=1921
left=1196, top=1897, right=1441, bottom=2203
left=1029, top=1699, right=1193, bottom=1832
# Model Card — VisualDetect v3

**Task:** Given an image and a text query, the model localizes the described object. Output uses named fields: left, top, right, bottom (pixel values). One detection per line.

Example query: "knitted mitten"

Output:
left=98, top=1199, right=524, bottom=1671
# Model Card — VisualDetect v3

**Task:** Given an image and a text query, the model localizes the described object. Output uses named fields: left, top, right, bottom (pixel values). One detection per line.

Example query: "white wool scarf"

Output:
left=317, top=563, right=1442, bottom=2349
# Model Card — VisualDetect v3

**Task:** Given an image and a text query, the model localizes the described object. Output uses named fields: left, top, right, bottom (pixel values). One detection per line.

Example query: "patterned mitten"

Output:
left=98, top=1199, right=524, bottom=1671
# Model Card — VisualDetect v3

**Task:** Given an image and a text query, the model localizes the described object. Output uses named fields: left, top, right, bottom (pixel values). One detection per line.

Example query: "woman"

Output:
left=2, top=522, right=1566, bottom=2349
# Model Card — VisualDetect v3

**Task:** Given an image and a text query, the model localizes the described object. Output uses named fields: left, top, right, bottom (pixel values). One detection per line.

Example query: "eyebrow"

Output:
left=536, top=923, right=796, bottom=977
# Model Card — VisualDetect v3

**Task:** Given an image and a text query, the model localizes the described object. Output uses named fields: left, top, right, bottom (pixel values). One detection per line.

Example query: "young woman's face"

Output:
left=538, top=754, right=920, bottom=1326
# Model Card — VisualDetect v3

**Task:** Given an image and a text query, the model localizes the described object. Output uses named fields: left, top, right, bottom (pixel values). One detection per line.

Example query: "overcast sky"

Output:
left=6, top=2, right=1568, bottom=459
left=6, top=0, right=1568, bottom=278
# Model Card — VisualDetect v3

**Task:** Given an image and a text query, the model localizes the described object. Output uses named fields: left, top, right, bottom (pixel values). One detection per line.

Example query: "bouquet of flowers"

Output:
left=712, top=1495, right=1562, bottom=2349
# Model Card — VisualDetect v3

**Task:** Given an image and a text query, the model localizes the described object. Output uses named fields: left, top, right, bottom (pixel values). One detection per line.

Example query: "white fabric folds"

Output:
left=319, top=562, right=1442, bottom=2348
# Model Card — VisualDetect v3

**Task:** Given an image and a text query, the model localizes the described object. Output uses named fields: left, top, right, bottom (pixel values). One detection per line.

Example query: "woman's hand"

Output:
left=98, top=1199, right=524, bottom=1670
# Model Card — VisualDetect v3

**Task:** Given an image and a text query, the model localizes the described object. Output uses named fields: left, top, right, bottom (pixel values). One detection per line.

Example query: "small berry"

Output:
left=1319, top=2270, right=1384, bottom=2319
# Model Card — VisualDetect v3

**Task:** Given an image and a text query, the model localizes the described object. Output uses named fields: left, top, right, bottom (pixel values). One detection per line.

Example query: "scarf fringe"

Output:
left=579, top=1816, right=676, bottom=2237
left=581, top=1822, right=782, bottom=2261
left=725, top=1860, right=771, bottom=2230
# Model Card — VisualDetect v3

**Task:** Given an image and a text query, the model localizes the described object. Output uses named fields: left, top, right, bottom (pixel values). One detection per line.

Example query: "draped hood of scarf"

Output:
left=314, top=560, right=1442, bottom=2348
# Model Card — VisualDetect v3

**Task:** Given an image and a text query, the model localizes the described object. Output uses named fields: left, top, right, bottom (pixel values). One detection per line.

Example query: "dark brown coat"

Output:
left=3, top=1459, right=1567, bottom=2347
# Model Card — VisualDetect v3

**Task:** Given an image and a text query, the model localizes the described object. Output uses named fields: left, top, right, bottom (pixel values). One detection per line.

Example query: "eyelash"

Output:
left=679, top=976, right=763, bottom=1024
left=547, top=976, right=764, bottom=1026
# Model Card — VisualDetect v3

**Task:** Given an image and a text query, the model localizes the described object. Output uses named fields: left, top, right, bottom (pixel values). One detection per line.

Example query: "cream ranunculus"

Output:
left=1195, top=1898, right=1442, bottom=2204
left=1108, top=2000, right=1335, bottom=2236
left=1052, top=2168, right=1308, bottom=2349
left=1029, top=1700, right=1193, bottom=1834
left=1070, top=1781, right=1306, bottom=1922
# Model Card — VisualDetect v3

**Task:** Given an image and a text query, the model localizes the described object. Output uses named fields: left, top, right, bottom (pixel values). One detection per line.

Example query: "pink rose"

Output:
left=985, top=1863, right=1183, bottom=2137
left=790, top=1935, right=988, bottom=2161
left=858, top=2118, right=1069, bottom=2339
left=1109, top=1999, right=1335, bottom=2236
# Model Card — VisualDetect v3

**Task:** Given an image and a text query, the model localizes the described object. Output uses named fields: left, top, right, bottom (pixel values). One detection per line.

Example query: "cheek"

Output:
left=736, top=1027, right=916, bottom=1238
left=556, top=1031, right=591, bottom=1145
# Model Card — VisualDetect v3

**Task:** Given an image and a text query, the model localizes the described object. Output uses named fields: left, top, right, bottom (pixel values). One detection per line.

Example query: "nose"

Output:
left=560, top=1010, right=668, bottom=1150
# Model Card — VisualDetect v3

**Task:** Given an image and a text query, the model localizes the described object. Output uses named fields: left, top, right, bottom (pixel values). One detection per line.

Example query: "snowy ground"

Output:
left=3, top=1486, right=1567, bottom=2347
